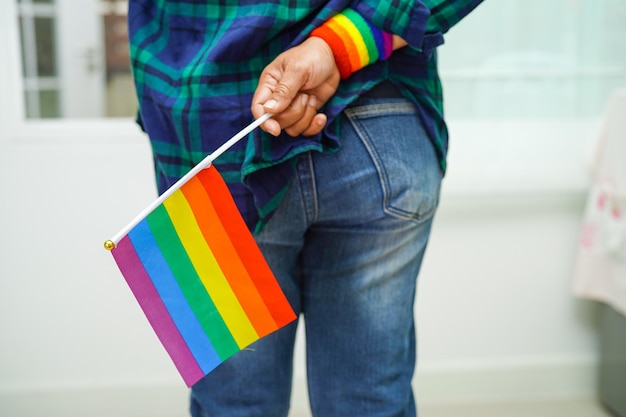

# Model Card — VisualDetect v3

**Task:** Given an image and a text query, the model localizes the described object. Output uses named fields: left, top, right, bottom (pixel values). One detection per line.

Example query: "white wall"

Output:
left=0, top=125, right=193, bottom=416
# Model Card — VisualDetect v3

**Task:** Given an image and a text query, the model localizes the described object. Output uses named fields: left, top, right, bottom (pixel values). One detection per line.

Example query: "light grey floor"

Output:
left=290, top=398, right=615, bottom=417
left=419, top=398, right=614, bottom=417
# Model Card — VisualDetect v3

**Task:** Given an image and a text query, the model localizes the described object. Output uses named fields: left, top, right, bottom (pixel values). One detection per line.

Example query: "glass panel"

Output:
left=34, top=17, right=57, bottom=77
left=104, top=11, right=137, bottom=117
left=23, top=89, right=60, bottom=119
left=39, top=89, right=60, bottom=118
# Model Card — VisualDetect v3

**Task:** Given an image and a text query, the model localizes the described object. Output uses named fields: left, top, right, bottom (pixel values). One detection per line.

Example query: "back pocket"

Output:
left=344, top=102, right=442, bottom=223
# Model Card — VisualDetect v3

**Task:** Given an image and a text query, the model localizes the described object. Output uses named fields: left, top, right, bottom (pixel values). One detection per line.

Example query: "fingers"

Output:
left=250, top=37, right=340, bottom=137
left=253, top=91, right=326, bottom=137
left=251, top=70, right=307, bottom=136
left=251, top=74, right=275, bottom=115
left=261, top=67, right=308, bottom=115
left=277, top=94, right=316, bottom=136
left=301, top=113, right=327, bottom=136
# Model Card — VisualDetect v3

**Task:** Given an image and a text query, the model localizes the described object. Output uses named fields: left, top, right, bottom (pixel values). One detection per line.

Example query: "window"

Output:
left=439, top=0, right=626, bottom=120
left=18, top=0, right=60, bottom=118
left=16, top=0, right=136, bottom=119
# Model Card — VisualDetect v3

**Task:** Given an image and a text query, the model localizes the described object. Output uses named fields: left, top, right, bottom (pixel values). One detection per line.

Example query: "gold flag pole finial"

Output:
left=104, top=240, right=116, bottom=251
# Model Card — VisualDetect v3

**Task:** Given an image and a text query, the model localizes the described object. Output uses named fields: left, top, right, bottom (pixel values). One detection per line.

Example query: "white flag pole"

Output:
left=104, top=113, right=272, bottom=250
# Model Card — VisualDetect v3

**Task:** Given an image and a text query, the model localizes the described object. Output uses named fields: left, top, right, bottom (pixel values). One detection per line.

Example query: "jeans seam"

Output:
left=343, top=108, right=391, bottom=219
left=306, top=151, right=319, bottom=223
left=296, top=152, right=318, bottom=225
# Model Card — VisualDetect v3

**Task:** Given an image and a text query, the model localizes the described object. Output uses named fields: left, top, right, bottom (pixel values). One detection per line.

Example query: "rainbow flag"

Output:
left=109, top=165, right=296, bottom=387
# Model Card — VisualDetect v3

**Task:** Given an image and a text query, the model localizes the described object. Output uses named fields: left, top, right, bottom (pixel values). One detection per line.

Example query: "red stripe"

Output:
left=310, top=24, right=354, bottom=79
left=112, top=235, right=204, bottom=387
left=198, top=167, right=297, bottom=328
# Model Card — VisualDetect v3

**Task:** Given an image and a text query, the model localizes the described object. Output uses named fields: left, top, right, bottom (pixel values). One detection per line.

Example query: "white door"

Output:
left=17, top=0, right=129, bottom=119
left=57, top=0, right=106, bottom=117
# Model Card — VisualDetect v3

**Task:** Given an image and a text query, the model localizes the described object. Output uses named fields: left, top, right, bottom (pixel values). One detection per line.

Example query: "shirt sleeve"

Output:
left=350, top=0, right=431, bottom=49
left=423, top=0, right=484, bottom=34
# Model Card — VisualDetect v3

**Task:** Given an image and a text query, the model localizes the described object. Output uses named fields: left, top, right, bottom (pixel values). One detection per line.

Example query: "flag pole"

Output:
left=104, top=113, right=272, bottom=250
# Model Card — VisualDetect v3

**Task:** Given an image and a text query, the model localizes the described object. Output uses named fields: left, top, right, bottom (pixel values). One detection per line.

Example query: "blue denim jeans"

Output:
left=190, top=96, right=442, bottom=417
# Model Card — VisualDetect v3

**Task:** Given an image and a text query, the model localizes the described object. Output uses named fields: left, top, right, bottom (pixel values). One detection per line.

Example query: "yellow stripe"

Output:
left=163, top=190, right=259, bottom=348
left=333, top=14, right=369, bottom=67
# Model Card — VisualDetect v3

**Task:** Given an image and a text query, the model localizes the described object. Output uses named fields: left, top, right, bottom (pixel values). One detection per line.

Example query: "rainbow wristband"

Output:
left=310, top=8, right=393, bottom=80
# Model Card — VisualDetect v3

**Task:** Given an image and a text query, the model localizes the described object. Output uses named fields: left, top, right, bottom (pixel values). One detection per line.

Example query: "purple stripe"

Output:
left=112, top=235, right=204, bottom=387
left=367, top=20, right=385, bottom=61
left=382, top=32, right=393, bottom=60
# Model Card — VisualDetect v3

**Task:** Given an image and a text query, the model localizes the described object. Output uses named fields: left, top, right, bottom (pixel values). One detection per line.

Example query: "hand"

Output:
left=251, top=37, right=340, bottom=137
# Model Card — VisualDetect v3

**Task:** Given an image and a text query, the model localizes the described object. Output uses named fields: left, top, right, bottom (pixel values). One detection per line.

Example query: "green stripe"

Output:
left=167, top=2, right=310, bottom=20
left=146, top=204, right=240, bottom=359
left=172, top=38, right=203, bottom=151
left=130, top=17, right=173, bottom=97
left=167, top=3, right=256, bottom=18
left=130, top=46, right=181, bottom=81
left=212, top=149, right=245, bottom=164
left=343, top=9, right=379, bottom=63
left=220, top=170, right=243, bottom=184
left=142, top=72, right=179, bottom=98
left=130, top=17, right=161, bottom=49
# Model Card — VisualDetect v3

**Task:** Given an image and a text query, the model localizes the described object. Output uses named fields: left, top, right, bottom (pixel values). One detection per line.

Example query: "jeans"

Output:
left=190, top=96, right=442, bottom=417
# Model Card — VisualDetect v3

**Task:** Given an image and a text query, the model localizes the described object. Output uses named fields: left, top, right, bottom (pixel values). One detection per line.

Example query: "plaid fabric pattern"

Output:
left=129, top=0, right=483, bottom=233
left=425, top=0, right=482, bottom=33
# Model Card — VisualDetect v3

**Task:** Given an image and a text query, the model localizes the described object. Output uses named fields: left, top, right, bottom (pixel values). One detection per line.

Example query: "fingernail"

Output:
left=308, top=95, right=317, bottom=107
left=300, top=94, right=308, bottom=106
left=265, top=99, right=277, bottom=110
left=267, top=121, right=280, bottom=137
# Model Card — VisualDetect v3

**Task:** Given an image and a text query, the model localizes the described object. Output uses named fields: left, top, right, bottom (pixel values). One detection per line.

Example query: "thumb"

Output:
left=262, top=68, right=308, bottom=114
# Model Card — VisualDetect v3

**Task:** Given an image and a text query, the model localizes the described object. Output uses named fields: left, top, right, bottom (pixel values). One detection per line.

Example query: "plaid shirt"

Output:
left=129, top=0, right=483, bottom=232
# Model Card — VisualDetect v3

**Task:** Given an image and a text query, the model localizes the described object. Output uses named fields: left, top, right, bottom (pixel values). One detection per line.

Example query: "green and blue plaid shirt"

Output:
left=129, top=0, right=483, bottom=232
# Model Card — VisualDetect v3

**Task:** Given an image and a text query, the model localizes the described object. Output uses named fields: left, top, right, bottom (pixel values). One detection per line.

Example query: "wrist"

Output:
left=392, top=35, right=408, bottom=50
left=310, top=8, right=393, bottom=80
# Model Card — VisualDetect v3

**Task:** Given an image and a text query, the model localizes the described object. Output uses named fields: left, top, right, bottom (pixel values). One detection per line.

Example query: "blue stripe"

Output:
left=129, top=219, right=221, bottom=373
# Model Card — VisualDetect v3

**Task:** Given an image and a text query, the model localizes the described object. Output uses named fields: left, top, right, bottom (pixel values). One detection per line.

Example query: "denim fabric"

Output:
left=190, top=96, right=442, bottom=417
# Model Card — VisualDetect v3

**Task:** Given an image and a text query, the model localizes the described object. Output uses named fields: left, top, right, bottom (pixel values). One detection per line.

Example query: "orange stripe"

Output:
left=198, top=167, right=297, bottom=328
left=181, top=174, right=279, bottom=338
left=334, top=13, right=369, bottom=67
left=326, top=18, right=361, bottom=74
